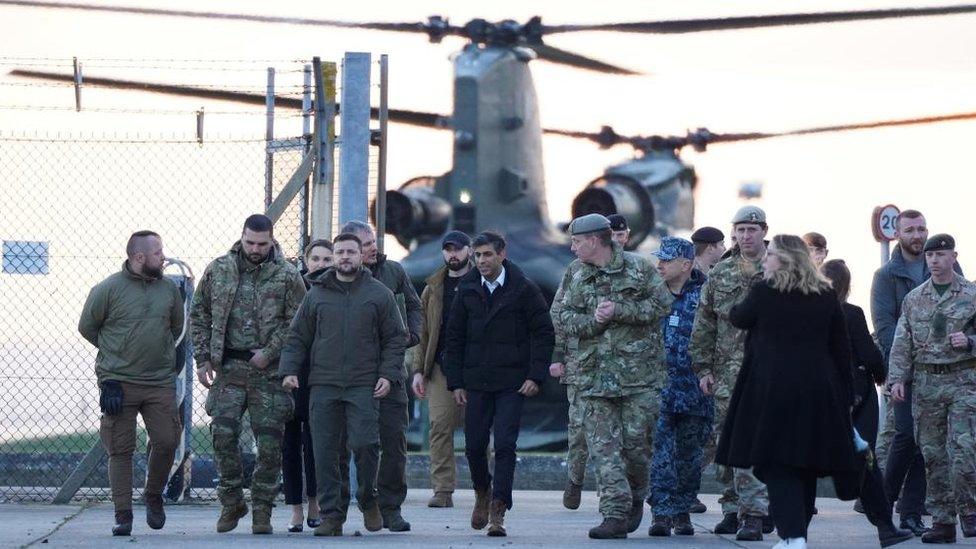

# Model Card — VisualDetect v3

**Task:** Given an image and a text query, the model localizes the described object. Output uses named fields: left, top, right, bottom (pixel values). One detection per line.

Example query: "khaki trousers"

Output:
left=427, top=364, right=463, bottom=493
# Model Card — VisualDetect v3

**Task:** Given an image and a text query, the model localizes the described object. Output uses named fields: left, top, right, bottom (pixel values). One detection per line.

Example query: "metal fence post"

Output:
left=375, top=54, right=389, bottom=254
left=264, top=68, right=276, bottom=210
left=338, top=52, right=371, bottom=225
left=300, top=64, right=312, bottom=255
left=310, top=57, right=337, bottom=240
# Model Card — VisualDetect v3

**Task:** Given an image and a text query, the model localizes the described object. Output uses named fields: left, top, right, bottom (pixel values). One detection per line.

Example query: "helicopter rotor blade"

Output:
left=527, top=44, right=639, bottom=75
left=7, top=69, right=452, bottom=129
left=543, top=4, right=976, bottom=35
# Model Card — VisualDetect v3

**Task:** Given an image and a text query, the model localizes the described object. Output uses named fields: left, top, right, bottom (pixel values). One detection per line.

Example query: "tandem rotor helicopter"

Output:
left=5, top=1, right=976, bottom=447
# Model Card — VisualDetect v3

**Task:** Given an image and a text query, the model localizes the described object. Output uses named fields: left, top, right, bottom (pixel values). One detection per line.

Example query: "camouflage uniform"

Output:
left=190, top=242, right=305, bottom=510
left=551, top=259, right=587, bottom=486
left=690, top=249, right=769, bottom=518
left=887, top=273, right=976, bottom=526
left=558, top=244, right=672, bottom=519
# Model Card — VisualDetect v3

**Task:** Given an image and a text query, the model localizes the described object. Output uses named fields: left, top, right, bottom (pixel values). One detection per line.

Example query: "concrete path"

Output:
left=4, top=491, right=975, bottom=548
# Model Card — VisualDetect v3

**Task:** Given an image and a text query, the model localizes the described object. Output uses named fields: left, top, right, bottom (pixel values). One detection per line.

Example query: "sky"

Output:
left=2, top=0, right=976, bottom=311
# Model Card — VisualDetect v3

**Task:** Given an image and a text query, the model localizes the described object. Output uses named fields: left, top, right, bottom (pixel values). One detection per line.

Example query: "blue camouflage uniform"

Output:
left=648, top=237, right=713, bottom=517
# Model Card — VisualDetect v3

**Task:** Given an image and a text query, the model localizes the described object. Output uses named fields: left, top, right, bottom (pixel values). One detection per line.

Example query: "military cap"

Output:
left=653, top=236, right=695, bottom=261
left=731, top=205, right=767, bottom=225
left=690, top=226, right=724, bottom=244
left=569, top=213, right=611, bottom=236
left=924, top=233, right=955, bottom=252
left=441, top=230, right=471, bottom=249
left=607, top=214, right=629, bottom=232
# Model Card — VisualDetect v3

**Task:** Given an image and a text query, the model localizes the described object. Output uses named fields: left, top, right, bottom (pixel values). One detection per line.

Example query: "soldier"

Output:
left=78, top=231, right=183, bottom=536
left=550, top=258, right=587, bottom=510
left=279, top=233, right=407, bottom=536
left=607, top=214, right=630, bottom=248
left=887, top=234, right=976, bottom=544
left=410, top=230, right=473, bottom=509
left=339, top=220, right=421, bottom=532
left=691, top=226, right=726, bottom=272
left=802, top=231, right=829, bottom=268
left=557, top=213, right=673, bottom=539
left=691, top=205, right=772, bottom=541
left=190, top=214, right=306, bottom=534
left=646, top=237, right=712, bottom=537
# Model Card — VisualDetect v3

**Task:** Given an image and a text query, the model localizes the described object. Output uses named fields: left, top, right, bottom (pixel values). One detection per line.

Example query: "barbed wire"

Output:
left=0, top=104, right=310, bottom=116
left=0, top=56, right=310, bottom=64
left=0, top=131, right=273, bottom=144
left=0, top=80, right=306, bottom=91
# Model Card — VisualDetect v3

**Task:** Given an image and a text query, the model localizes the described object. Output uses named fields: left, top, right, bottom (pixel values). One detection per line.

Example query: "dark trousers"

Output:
left=309, top=385, right=379, bottom=520
left=648, top=411, right=711, bottom=515
left=853, top=373, right=897, bottom=528
left=763, top=464, right=818, bottom=539
left=884, top=383, right=926, bottom=518
left=465, top=388, right=525, bottom=509
left=281, top=416, right=316, bottom=505
left=337, top=382, right=409, bottom=514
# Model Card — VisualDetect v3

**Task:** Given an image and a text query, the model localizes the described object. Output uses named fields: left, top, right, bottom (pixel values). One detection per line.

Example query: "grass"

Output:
left=0, top=425, right=214, bottom=454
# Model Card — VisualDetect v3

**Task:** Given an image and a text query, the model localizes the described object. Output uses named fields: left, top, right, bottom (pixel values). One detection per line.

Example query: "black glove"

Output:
left=99, top=380, right=123, bottom=416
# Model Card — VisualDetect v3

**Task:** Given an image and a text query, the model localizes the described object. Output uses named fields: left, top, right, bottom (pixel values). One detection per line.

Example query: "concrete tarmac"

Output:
left=5, top=491, right=976, bottom=548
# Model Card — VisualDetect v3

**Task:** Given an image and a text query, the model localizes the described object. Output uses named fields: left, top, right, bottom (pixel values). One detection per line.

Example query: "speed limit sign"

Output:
left=872, top=204, right=900, bottom=242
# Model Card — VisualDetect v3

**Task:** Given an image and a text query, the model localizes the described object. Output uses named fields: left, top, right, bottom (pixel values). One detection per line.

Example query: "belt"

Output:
left=223, top=348, right=255, bottom=363
left=916, top=361, right=976, bottom=375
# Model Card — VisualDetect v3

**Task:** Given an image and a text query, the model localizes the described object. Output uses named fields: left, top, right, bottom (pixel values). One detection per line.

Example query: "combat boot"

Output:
left=877, top=521, right=914, bottom=547
left=674, top=512, right=695, bottom=536
left=762, top=514, right=775, bottom=534
left=920, top=522, right=956, bottom=544
left=112, top=510, right=133, bottom=536
left=563, top=480, right=582, bottom=510
left=251, top=506, right=273, bottom=535
left=588, top=517, right=629, bottom=539
left=487, top=500, right=507, bottom=537
left=901, top=514, right=929, bottom=536
left=471, top=488, right=490, bottom=530
left=427, top=491, right=453, bottom=508
left=313, top=516, right=343, bottom=537
left=626, top=499, right=645, bottom=533
left=382, top=509, right=411, bottom=532
left=647, top=515, right=672, bottom=537
left=360, top=501, right=383, bottom=532
left=960, top=515, right=976, bottom=537
left=690, top=497, right=707, bottom=513
left=216, top=501, right=248, bottom=533
left=713, top=512, right=739, bottom=534
left=736, top=515, right=763, bottom=541
left=145, top=493, right=165, bottom=530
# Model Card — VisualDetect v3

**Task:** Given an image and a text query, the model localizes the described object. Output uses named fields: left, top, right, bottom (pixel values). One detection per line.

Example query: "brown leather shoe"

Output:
left=145, top=493, right=165, bottom=530
left=428, top=491, right=454, bottom=508
left=563, top=480, right=582, bottom=510
left=921, top=522, right=956, bottom=544
left=589, top=517, right=628, bottom=539
left=471, top=488, right=490, bottom=530
left=487, top=500, right=507, bottom=537
left=112, top=510, right=133, bottom=536
left=961, top=515, right=976, bottom=538
left=216, top=502, right=248, bottom=533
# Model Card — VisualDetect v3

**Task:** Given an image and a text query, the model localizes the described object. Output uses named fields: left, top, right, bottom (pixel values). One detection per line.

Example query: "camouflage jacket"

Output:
left=550, top=259, right=583, bottom=385
left=661, top=268, right=713, bottom=417
left=689, top=249, right=763, bottom=399
left=557, top=244, right=673, bottom=397
left=887, top=273, right=976, bottom=384
left=189, top=241, right=306, bottom=370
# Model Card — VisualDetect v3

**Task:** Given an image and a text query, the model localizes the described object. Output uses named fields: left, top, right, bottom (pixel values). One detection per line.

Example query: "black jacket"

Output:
left=844, top=303, right=886, bottom=386
left=444, top=259, right=555, bottom=392
left=716, top=281, right=858, bottom=489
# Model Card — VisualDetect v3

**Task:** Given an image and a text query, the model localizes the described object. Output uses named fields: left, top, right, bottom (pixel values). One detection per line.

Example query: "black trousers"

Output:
left=853, top=372, right=896, bottom=529
left=883, top=383, right=926, bottom=518
left=762, top=464, right=818, bottom=539
left=281, top=416, right=316, bottom=505
left=465, top=388, right=525, bottom=509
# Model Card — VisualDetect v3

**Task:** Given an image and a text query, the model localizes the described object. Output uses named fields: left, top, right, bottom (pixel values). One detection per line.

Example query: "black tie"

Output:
left=484, top=281, right=493, bottom=310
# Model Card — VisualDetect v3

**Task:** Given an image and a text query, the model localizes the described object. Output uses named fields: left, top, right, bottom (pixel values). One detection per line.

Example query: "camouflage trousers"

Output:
left=876, top=393, right=896, bottom=473
left=206, top=360, right=294, bottom=509
left=581, top=390, right=658, bottom=520
left=701, top=396, right=768, bottom=517
left=912, top=368, right=976, bottom=525
left=565, top=384, right=588, bottom=486
left=648, top=411, right=712, bottom=516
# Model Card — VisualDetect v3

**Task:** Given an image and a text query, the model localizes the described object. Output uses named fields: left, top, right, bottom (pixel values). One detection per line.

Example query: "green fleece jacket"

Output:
left=78, top=261, right=184, bottom=386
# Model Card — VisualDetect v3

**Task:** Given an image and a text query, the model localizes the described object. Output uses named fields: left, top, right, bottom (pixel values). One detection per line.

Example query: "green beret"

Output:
left=569, top=213, right=611, bottom=236
left=731, top=205, right=767, bottom=225
left=924, top=233, right=955, bottom=252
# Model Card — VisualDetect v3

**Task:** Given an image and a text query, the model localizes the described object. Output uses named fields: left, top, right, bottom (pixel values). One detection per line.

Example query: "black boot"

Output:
left=112, top=510, right=133, bottom=536
left=878, top=521, right=915, bottom=547
left=736, top=515, right=763, bottom=541
left=689, top=497, right=707, bottom=513
left=145, top=493, right=166, bottom=530
left=901, top=514, right=929, bottom=537
left=626, top=499, right=644, bottom=533
left=713, top=513, right=739, bottom=534
left=673, top=512, right=695, bottom=536
left=382, top=509, right=411, bottom=532
left=647, top=515, right=672, bottom=537
left=761, top=514, right=775, bottom=534
left=589, top=517, right=628, bottom=539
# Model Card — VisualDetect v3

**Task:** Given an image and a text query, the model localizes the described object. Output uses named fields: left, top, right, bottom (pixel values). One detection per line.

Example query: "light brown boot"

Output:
left=216, top=502, right=248, bottom=533
left=471, top=488, right=490, bottom=530
left=251, top=506, right=273, bottom=535
left=487, top=500, right=507, bottom=537
left=428, top=491, right=454, bottom=508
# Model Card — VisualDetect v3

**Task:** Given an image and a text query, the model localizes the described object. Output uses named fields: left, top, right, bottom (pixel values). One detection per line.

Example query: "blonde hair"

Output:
left=767, top=234, right=832, bottom=294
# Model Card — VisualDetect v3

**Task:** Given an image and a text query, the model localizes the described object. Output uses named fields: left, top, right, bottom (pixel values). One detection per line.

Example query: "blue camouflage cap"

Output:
left=653, top=236, right=695, bottom=261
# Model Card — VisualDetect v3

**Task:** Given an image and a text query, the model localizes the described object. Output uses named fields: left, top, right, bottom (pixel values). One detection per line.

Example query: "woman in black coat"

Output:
left=821, top=259, right=912, bottom=547
left=716, top=234, right=858, bottom=548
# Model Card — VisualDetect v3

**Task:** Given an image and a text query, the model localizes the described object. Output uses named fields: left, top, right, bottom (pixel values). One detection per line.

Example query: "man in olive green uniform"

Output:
left=79, top=231, right=184, bottom=536
left=549, top=259, right=587, bottom=510
left=190, top=214, right=306, bottom=534
left=690, top=205, right=771, bottom=541
left=888, top=234, right=976, bottom=544
left=557, top=214, right=673, bottom=539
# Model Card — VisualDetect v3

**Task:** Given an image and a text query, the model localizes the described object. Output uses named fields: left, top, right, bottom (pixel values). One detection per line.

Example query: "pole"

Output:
left=264, top=67, right=276, bottom=210
left=299, top=64, right=312, bottom=255
left=880, top=240, right=891, bottom=266
left=72, top=56, right=82, bottom=112
left=338, top=52, right=371, bottom=225
left=375, top=54, right=389, bottom=254
left=310, top=57, right=337, bottom=240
